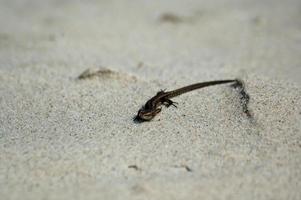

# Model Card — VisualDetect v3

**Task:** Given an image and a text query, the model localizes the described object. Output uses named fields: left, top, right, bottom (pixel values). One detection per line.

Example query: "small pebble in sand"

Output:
left=78, top=67, right=137, bottom=82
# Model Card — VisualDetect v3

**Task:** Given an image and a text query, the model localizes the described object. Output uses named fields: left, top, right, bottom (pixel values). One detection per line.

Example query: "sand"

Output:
left=0, top=0, right=301, bottom=199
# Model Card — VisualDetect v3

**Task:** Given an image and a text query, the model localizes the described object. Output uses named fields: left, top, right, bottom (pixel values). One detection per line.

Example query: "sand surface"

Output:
left=1, top=0, right=301, bottom=199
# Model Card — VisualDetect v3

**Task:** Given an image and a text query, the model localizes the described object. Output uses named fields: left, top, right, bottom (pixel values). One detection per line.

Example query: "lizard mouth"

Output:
left=133, top=114, right=145, bottom=123
left=133, top=109, right=155, bottom=122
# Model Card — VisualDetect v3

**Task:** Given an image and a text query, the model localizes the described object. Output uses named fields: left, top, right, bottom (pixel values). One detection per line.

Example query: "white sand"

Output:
left=0, top=0, right=301, bottom=199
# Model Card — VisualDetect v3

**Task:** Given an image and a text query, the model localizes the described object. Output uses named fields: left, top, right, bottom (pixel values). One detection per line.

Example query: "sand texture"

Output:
left=0, top=0, right=301, bottom=199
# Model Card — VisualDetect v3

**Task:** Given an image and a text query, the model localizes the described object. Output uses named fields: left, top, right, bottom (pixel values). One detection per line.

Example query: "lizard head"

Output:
left=134, top=107, right=162, bottom=122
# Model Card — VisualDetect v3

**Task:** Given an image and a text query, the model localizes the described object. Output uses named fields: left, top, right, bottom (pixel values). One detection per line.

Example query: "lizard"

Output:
left=134, top=79, right=249, bottom=122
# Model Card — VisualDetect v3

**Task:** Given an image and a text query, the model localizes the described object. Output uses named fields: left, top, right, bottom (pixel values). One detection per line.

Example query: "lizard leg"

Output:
left=156, top=88, right=168, bottom=96
left=163, top=98, right=178, bottom=108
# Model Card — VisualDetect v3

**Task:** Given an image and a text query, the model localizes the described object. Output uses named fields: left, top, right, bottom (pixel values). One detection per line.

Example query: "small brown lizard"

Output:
left=134, top=79, right=249, bottom=122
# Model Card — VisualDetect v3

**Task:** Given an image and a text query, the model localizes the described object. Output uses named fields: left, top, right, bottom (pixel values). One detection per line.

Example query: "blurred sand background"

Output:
left=0, top=0, right=301, bottom=199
